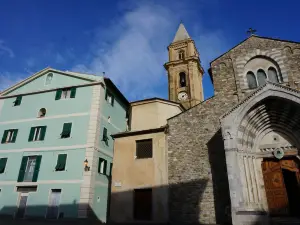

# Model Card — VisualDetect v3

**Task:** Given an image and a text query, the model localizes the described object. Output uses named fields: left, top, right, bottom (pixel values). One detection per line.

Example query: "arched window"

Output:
left=178, top=50, right=184, bottom=60
left=45, top=73, right=53, bottom=85
left=268, top=67, right=279, bottom=83
left=38, top=108, right=46, bottom=117
left=179, top=72, right=186, bottom=87
left=257, top=69, right=267, bottom=87
left=246, top=71, right=257, bottom=89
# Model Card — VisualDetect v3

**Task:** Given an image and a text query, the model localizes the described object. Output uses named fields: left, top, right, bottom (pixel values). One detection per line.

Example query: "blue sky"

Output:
left=0, top=0, right=299, bottom=101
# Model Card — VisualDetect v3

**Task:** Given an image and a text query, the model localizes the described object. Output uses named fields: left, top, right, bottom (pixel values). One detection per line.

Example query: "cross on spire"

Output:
left=247, top=28, right=257, bottom=36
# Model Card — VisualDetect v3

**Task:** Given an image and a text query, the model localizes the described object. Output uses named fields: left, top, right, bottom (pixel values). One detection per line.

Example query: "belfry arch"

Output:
left=221, top=82, right=300, bottom=224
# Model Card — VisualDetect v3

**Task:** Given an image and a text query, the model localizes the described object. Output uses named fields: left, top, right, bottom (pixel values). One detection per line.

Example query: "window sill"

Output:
left=60, top=137, right=71, bottom=139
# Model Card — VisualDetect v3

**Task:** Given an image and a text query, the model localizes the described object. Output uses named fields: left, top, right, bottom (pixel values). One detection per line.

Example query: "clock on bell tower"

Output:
left=164, top=23, right=204, bottom=109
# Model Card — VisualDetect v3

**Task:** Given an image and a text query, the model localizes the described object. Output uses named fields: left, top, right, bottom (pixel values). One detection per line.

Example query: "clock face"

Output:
left=178, top=92, right=188, bottom=101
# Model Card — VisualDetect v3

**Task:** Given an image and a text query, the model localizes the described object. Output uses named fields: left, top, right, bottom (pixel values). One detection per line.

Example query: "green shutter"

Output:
left=28, top=127, right=35, bottom=142
left=0, top=158, right=7, bottom=173
left=14, top=96, right=22, bottom=106
left=39, top=126, right=47, bottom=141
left=18, top=156, right=28, bottom=182
left=109, top=163, right=113, bottom=176
left=1, top=130, right=9, bottom=144
left=55, top=154, right=67, bottom=171
left=61, top=123, right=72, bottom=138
left=103, top=160, right=107, bottom=175
left=55, top=89, right=62, bottom=100
left=11, top=129, right=18, bottom=143
left=103, top=128, right=108, bottom=140
left=32, top=155, right=42, bottom=182
left=70, top=87, right=76, bottom=98
left=111, top=96, right=114, bottom=106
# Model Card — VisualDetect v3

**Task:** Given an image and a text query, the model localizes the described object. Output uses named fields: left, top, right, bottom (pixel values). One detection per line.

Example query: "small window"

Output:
left=105, top=90, right=114, bottom=106
left=55, top=154, right=67, bottom=171
left=45, top=73, right=53, bottom=85
left=98, top=158, right=107, bottom=174
left=179, top=72, right=186, bottom=87
left=136, top=139, right=153, bottom=159
left=268, top=67, right=279, bottom=83
left=38, top=108, right=46, bottom=118
left=28, top=126, right=47, bottom=142
left=108, top=116, right=111, bottom=123
left=178, top=50, right=184, bottom=60
left=18, top=155, right=42, bottom=182
left=134, top=188, right=152, bottom=220
left=55, top=87, right=76, bottom=100
left=0, top=158, right=8, bottom=173
left=257, top=69, right=267, bottom=87
left=102, top=127, right=108, bottom=142
left=246, top=71, right=257, bottom=89
left=109, top=163, right=113, bottom=176
left=61, top=123, right=72, bottom=139
left=1, top=129, right=18, bottom=144
left=13, top=96, right=22, bottom=106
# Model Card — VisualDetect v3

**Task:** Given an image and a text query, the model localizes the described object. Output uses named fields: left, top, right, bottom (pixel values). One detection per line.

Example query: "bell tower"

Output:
left=164, top=23, right=204, bottom=109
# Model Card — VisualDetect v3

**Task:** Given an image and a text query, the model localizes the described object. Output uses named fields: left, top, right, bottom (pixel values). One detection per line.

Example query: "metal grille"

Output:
left=136, top=139, right=152, bottom=159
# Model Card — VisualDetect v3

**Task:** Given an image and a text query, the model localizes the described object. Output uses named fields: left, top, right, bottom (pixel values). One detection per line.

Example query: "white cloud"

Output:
left=0, top=40, right=15, bottom=58
left=72, top=1, right=229, bottom=101
left=0, top=72, right=26, bottom=91
left=55, top=53, right=65, bottom=64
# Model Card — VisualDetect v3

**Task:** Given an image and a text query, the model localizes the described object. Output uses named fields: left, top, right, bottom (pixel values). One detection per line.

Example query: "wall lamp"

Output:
left=84, top=159, right=90, bottom=171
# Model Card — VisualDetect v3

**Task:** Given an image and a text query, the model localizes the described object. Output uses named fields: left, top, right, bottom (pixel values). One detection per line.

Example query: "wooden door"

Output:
left=262, top=160, right=289, bottom=215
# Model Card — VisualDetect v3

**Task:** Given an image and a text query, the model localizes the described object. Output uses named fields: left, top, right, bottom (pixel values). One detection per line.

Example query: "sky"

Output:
left=0, top=0, right=299, bottom=101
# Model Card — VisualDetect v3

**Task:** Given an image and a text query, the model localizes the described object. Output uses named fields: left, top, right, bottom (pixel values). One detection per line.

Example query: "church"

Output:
left=110, top=23, right=300, bottom=225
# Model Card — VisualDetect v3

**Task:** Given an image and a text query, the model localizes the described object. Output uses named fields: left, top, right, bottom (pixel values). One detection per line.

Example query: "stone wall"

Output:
left=167, top=36, right=300, bottom=224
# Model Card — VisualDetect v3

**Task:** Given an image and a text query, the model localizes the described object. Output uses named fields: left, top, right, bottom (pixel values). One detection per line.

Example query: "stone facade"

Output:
left=167, top=35, right=300, bottom=225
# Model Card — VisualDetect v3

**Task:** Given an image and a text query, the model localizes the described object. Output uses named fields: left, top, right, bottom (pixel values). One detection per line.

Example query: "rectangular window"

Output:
left=0, top=158, right=7, bottom=174
left=102, top=127, right=108, bottom=142
left=109, top=163, right=113, bottom=177
left=61, top=123, right=72, bottom=138
left=16, top=192, right=28, bottom=218
left=28, top=126, right=46, bottom=142
left=105, top=90, right=114, bottom=106
left=134, top=188, right=152, bottom=221
left=14, top=96, right=22, bottom=106
left=1, top=129, right=18, bottom=144
left=98, top=158, right=107, bottom=175
left=136, top=139, right=153, bottom=159
left=55, top=154, right=67, bottom=171
left=46, top=189, right=61, bottom=219
left=55, top=87, right=76, bottom=100
left=18, top=155, right=42, bottom=182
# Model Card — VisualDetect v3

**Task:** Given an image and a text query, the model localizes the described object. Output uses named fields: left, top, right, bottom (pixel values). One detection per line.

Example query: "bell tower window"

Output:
left=179, top=72, right=187, bottom=87
left=178, top=50, right=184, bottom=60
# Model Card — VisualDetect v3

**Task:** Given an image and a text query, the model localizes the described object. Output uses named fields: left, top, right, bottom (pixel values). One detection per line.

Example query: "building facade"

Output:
left=110, top=98, right=183, bottom=223
left=0, top=68, right=128, bottom=222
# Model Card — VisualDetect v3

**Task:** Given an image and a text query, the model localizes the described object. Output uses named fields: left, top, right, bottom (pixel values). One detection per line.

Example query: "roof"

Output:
left=111, top=126, right=166, bottom=139
left=210, top=35, right=300, bottom=64
left=130, top=97, right=185, bottom=111
left=172, top=23, right=191, bottom=43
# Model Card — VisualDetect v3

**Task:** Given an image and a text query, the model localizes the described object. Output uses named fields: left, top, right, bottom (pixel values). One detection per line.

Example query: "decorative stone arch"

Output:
left=235, top=49, right=288, bottom=90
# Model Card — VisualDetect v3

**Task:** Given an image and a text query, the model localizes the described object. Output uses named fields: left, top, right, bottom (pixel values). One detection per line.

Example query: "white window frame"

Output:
left=6, top=130, right=14, bottom=143
left=99, top=160, right=106, bottom=174
left=61, top=89, right=71, bottom=99
left=24, top=156, right=37, bottom=182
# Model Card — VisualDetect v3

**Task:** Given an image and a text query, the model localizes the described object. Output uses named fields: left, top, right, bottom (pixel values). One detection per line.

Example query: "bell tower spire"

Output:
left=164, top=23, right=204, bottom=109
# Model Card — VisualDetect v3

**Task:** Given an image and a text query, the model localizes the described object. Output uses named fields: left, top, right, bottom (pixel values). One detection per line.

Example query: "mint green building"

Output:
left=0, top=68, right=129, bottom=222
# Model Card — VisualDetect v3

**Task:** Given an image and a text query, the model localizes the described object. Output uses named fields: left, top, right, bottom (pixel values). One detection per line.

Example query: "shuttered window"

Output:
left=0, top=158, right=7, bottom=173
left=55, top=88, right=76, bottom=100
left=105, top=90, right=114, bottom=106
left=28, top=126, right=47, bottom=142
left=14, top=96, right=22, bottom=106
left=1, top=129, right=18, bottom=144
left=98, top=158, right=107, bottom=175
left=61, top=123, right=72, bottom=138
left=102, top=127, right=108, bottom=142
left=55, top=154, right=67, bottom=171
left=136, top=139, right=153, bottom=159
left=17, top=156, right=42, bottom=182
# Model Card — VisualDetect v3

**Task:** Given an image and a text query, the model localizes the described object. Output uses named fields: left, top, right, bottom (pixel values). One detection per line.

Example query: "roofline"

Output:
left=104, top=78, right=129, bottom=106
left=130, top=97, right=185, bottom=111
left=210, top=35, right=300, bottom=64
left=111, top=126, right=166, bottom=138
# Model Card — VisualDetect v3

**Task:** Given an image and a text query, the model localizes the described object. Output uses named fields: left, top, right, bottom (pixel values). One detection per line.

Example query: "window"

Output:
left=134, top=188, right=152, bottom=221
left=0, top=158, right=7, bottom=173
left=102, top=127, right=108, bottom=142
left=45, top=73, right=53, bottom=85
left=246, top=72, right=257, bottom=89
left=38, top=108, right=46, bottom=117
left=98, top=158, right=107, bottom=174
left=109, top=163, right=113, bottom=177
left=61, top=123, right=72, bottom=139
left=268, top=67, right=279, bottom=83
left=1, top=129, right=18, bottom=144
left=179, top=72, right=186, bottom=87
left=108, top=116, right=111, bottom=123
left=178, top=50, right=184, bottom=60
left=13, top=96, right=22, bottom=106
left=28, top=126, right=47, bottom=142
left=136, top=139, right=153, bottom=159
left=46, top=189, right=61, bottom=219
left=257, top=69, right=267, bottom=87
left=55, top=154, right=67, bottom=171
left=55, top=87, right=76, bottom=100
left=18, top=155, right=42, bottom=182
left=105, top=90, right=114, bottom=106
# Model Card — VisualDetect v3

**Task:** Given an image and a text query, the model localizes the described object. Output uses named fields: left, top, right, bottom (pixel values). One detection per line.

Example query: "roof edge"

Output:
left=111, top=126, right=166, bottom=138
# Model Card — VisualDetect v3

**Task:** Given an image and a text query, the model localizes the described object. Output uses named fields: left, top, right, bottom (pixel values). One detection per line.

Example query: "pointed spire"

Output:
left=172, top=23, right=190, bottom=43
